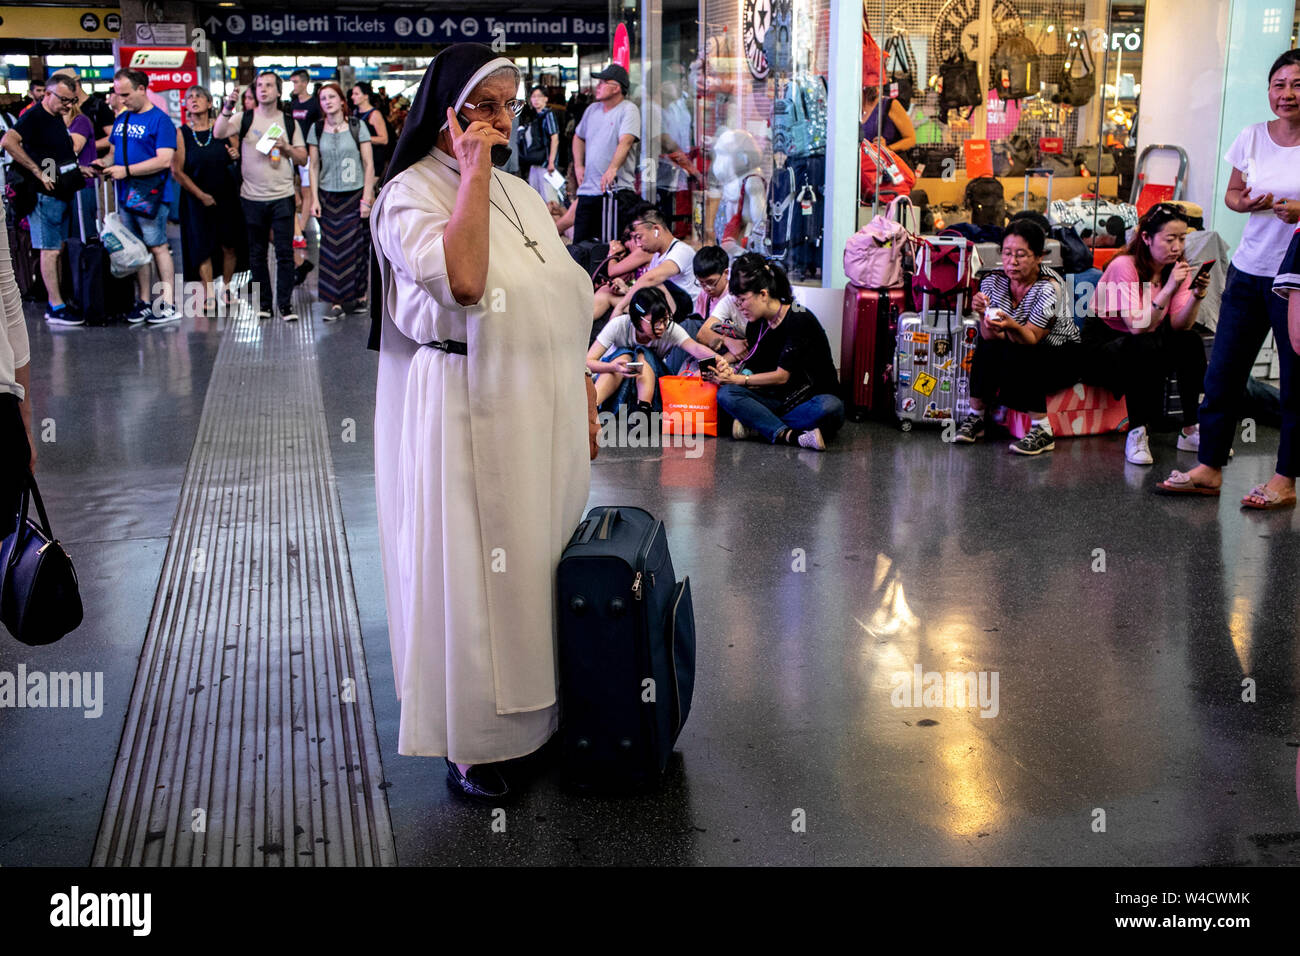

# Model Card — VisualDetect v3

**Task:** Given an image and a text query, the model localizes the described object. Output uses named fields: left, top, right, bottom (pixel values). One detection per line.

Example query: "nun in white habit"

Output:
left=368, top=45, right=598, bottom=799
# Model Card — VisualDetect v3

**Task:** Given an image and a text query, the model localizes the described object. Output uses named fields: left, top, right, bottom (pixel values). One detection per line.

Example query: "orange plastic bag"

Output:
left=659, top=375, right=717, bottom=436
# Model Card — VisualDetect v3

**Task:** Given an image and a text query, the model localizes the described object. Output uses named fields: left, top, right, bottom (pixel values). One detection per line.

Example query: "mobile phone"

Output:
left=1194, top=260, right=1215, bottom=283
left=698, top=357, right=718, bottom=375
left=624, top=362, right=644, bottom=371
left=457, top=112, right=512, bottom=166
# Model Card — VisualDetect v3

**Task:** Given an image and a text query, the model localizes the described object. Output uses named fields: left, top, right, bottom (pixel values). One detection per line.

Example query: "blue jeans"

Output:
left=595, top=345, right=671, bottom=411
left=717, top=385, right=845, bottom=443
left=29, top=193, right=72, bottom=250
left=1198, top=264, right=1299, bottom=476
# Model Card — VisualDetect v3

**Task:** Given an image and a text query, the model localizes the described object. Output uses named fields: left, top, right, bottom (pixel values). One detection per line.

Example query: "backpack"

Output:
left=938, top=50, right=981, bottom=123
left=517, top=110, right=550, bottom=166
left=763, top=0, right=793, bottom=76
left=1054, top=29, right=1096, bottom=107
left=767, top=165, right=796, bottom=257
left=1052, top=224, right=1093, bottom=274
left=912, top=232, right=977, bottom=308
left=964, top=176, right=1006, bottom=227
left=991, top=34, right=1041, bottom=101
left=780, top=77, right=827, bottom=159
left=312, top=116, right=362, bottom=151
left=881, top=33, right=917, bottom=111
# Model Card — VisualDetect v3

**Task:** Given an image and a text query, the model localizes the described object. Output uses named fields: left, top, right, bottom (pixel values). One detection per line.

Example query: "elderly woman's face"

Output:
left=1001, top=235, right=1041, bottom=282
left=461, top=74, right=520, bottom=139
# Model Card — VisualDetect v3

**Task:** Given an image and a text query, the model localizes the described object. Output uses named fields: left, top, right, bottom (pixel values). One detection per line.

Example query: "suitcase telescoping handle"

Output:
left=1023, top=167, right=1054, bottom=209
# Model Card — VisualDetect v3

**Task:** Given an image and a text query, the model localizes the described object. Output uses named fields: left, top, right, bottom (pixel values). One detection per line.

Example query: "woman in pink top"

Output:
left=1084, top=203, right=1211, bottom=465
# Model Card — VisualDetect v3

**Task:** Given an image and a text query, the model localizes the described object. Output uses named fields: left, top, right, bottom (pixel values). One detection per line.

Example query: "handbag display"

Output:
left=1, top=473, right=83, bottom=646
left=882, top=33, right=917, bottom=110
left=1053, top=29, right=1096, bottom=107
left=939, top=50, right=982, bottom=123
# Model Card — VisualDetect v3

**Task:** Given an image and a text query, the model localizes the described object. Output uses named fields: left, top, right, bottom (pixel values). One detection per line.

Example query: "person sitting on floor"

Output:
left=610, top=206, right=700, bottom=320
left=671, top=243, right=750, bottom=375
left=1085, top=203, right=1212, bottom=465
left=586, top=286, right=719, bottom=420
left=591, top=226, right=652, bottom=321
left=708, top=254, right=844, bottom=451
left=953, top=220, right=1082, bottom=455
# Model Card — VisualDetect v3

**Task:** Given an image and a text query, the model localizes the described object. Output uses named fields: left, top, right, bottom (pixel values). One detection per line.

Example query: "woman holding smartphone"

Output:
left=1085, top=203, right=1211, bottom=465
left=1157, top=49, right=1300, bottom=507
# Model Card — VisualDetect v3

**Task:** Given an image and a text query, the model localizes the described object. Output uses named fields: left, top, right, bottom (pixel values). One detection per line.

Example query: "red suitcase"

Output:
left=841, top=284, right=906, bottom=419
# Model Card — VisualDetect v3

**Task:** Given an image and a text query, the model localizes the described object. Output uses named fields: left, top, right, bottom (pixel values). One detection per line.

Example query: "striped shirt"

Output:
left=979, top=267, right=1078, bottom=346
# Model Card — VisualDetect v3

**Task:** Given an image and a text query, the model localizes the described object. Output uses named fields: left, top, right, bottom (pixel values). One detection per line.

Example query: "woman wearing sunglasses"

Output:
left=1085, top=203, right=1211, bottom=465
left=1157, top=49, right=1300, bottom=508
left=954, top=220, right=1081, bottom=455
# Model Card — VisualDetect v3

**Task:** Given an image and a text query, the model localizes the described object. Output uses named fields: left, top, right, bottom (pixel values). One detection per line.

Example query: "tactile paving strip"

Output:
left=93, top=291, right=396, bottom=866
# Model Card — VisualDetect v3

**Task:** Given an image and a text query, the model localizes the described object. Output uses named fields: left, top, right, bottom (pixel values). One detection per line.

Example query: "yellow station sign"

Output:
left=0, top=7, right=122, bottom=40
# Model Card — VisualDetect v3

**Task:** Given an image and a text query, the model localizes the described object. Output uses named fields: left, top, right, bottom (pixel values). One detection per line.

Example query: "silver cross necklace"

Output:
left=433, top=154, right=544, bottom=263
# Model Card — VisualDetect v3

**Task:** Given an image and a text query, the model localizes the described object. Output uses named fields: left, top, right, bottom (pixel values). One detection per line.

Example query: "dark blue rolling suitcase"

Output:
left=556, top=506, right=696, bottom=790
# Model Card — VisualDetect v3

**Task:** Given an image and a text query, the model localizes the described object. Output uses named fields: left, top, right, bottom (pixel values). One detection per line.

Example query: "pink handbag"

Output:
left=844, top=196, right=914, bottom=289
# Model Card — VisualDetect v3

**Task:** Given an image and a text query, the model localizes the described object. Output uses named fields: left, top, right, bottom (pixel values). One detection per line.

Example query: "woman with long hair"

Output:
left=306, top=82, right=375, bottom=318
left=173, top=85, right=241, bottom=312
left=1086, top=203, right=1211, bottom=465
left=350, top=82, right=390, bottom=180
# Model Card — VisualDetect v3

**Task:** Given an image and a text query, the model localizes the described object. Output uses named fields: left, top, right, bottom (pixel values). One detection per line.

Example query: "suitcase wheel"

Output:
left=569, top=595, right=588, bottom=615
left=608, top=596, right=627, bottom=617
left=900, top=420, right=913, bottom=432
left=575, top=737, right=590, bottom=750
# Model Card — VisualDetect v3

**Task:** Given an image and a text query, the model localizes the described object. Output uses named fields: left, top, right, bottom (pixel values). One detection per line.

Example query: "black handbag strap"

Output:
left=14, top=470, right=54, bottom=543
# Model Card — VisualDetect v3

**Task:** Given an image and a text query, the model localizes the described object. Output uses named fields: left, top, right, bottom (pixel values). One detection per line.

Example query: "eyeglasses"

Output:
left=1001, top=250, right=1033, bottom=261
left=462, top=98, right=525, bottom=119
left=55, top=95, right=78, bottom=106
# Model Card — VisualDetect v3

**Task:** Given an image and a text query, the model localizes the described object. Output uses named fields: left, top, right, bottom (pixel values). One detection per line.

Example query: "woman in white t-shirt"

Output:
left=585, top=286, right=719, bottom=418
left=1157, top=50, right=1300, bottom=509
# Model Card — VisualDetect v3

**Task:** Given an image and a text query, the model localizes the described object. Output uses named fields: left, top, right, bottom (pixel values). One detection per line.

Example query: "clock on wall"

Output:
left=931, top=0, right=1025, bottom=64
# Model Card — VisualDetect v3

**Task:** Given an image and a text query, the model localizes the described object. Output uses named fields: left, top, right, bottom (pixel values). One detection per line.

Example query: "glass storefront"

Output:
left=861, top=0, right=1147, bottom=239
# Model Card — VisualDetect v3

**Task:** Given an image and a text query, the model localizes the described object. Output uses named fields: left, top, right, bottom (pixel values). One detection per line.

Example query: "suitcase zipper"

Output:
left=666, top=580, right=686, bottom=738
left=631, top=519, right=663, bottom=600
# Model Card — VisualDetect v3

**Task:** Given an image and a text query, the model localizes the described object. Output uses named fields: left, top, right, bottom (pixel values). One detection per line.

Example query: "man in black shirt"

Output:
left=1, top=75, right=85, bottom=324
left=287, top=69, right=321, bottom=140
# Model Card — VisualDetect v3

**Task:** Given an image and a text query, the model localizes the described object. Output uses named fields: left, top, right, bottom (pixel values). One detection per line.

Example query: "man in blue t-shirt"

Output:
left=97, top=68, right=179, bottom=324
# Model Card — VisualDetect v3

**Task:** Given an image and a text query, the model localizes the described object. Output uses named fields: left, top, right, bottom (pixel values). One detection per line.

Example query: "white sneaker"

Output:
left=796, top=427, right=826, bottom=451
left=1175, top=426, right=1233, bottom=457
left=731, top=419, right=751, bottom=441
left=1125, top=425, right=1154, bottom=465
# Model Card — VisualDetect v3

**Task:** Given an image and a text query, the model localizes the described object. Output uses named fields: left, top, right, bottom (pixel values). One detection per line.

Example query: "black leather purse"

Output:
left=1, top=473, right=83, bottom=646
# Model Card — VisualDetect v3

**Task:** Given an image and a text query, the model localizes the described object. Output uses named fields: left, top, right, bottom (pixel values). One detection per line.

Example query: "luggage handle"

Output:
left=574, top=508, right=623, bottom=546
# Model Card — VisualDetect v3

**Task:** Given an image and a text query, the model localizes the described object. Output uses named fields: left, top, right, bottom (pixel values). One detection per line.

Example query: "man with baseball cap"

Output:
left=571, top=63, right=640, bottom=243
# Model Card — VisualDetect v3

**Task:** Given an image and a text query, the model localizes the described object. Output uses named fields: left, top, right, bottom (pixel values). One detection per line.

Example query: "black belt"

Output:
left=421, top=339, right=467, bottom=355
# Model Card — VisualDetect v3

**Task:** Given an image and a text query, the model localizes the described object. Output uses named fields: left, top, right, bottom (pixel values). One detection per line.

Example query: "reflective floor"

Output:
left=2, top=286, right=1298, bottom=866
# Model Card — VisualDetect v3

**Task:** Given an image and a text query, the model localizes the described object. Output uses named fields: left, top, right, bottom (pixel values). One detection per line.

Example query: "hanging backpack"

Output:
left=881, top=33, right=917, bottom=111
left=1054, top=29, right=1096, bottom=107
left=964, top=176, right=1007, bottom=227
left=939, top=50, right=982, bottom=123
left=991, top=34, right=1041, bottom=101
left=763, top=0, right=794, bottom=77
left=863, top=27, right=884, bottom=90
left=783, top=77, right=828, bottom=159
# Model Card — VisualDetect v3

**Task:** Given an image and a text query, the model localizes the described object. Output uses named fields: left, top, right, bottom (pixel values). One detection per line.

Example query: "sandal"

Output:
left=1154, top=469, right=1221, bottom=497
left=1241, top=484, right=1298, bottom=510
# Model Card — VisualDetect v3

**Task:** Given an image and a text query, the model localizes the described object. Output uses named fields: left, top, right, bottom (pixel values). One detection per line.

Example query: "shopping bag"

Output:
left=100, top=212, right=152, bottom=277
left=963, top=139, right=994, bottom=179
left=659, top=375, right=717, bottom=436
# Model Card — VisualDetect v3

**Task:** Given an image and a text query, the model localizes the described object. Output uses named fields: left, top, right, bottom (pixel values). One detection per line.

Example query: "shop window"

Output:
left=863, top=0, right=1143, bottom=250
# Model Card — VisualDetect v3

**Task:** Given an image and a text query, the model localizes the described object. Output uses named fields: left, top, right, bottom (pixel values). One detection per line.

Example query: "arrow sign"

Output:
left=204, top=16, right=220, bottom=32
left=441, top=18, right=456, bottom=34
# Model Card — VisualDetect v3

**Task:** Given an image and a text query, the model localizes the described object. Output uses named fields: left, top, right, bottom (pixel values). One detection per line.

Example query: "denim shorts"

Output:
left=29, top=193, right=72, bottom=250
left=116, top=200, right=170, bottom=249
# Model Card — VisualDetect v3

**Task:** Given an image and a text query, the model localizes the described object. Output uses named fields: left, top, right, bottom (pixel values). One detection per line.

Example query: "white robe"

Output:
left=371, top=148, right=592, bottom=762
